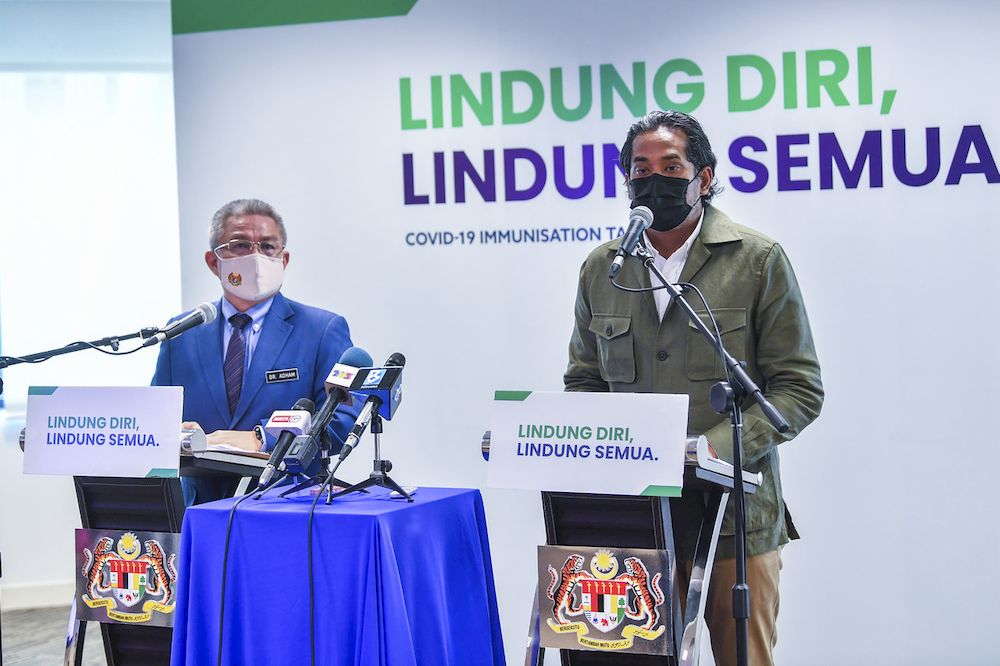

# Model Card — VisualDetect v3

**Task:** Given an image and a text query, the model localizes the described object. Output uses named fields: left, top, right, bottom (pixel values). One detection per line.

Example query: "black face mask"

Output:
left=629, top=173, right=699, bottom=232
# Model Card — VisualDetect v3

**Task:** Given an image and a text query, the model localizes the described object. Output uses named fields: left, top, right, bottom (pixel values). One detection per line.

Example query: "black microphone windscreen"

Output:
left=292, top=397, right=316, bottom=414
left=384, top=352, right=406, bottom=367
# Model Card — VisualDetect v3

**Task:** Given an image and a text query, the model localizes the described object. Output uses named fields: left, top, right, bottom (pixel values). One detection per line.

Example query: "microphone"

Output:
left=311, top=346, right=372, bottom=436
left=282, top=346, right=373, bottom=475
left=258, top=397, right=315, bottom=487
left=338, top=352, right=405, bottom=461
left=141, top=302, right=217, bottom=347
left=608, top=206, right=654, bottom=279
left=350, top=352, right=405, bottom=420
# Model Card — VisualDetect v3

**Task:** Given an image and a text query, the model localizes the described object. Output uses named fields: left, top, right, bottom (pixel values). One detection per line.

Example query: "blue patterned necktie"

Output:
left=223, top=313, right=252, bottom=417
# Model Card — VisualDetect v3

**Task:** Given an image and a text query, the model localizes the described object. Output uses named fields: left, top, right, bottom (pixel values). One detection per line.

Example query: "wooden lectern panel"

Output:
left=541, top=491, right=674, bottom=666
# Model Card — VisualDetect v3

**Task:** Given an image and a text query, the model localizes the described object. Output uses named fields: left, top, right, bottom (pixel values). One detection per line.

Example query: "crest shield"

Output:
left=580, top=578, right=627, bottom=632
left=108, top=559, right=150, bottom=607
left=537, top=545, right=673, bottom=656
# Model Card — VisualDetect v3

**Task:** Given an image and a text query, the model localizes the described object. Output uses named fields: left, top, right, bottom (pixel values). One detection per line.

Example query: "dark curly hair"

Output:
left=619, top=110, right=721, bottom=203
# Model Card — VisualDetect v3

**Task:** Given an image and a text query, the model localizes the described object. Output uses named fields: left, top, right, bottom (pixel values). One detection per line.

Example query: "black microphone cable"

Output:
left=609, top=268, right=729, bottom=386
left=306, top=456, right=345, bottom=666
left=216, top=400, right=313, bottom=663
left=216, top=487, right=259, bottom=666
left=254, top=471, right=291, bottom=499
left=216, top=466, right=298, bottom=665
left=0, top=331, right=159, bottom=366
left=675, top=281, right=731, bottom=387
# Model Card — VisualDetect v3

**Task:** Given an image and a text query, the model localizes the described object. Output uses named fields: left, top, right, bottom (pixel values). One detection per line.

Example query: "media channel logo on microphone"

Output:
left=329, top=367, right=356, bottom=381
left=362, top=369, right=387, bottom=387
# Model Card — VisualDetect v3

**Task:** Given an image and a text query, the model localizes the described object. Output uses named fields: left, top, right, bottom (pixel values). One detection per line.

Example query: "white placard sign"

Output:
left=22, top=386, right=184, bottom=478
left=487, top=390, right=689, bottom=497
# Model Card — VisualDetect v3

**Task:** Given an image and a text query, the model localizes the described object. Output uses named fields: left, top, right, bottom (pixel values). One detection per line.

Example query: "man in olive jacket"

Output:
left=565, top=110, right=823, bottom=666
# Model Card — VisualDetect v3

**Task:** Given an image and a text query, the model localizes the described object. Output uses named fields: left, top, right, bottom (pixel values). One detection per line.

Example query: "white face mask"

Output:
left=218, top=253, right=284, bottom=302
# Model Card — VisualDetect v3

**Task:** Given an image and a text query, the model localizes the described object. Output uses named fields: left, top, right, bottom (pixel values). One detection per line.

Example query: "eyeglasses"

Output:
left=213, top=239, right=285, bottom=259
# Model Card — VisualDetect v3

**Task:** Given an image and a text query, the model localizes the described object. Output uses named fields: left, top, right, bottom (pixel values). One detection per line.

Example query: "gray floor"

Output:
left=2, top=606, right=105, bottom=666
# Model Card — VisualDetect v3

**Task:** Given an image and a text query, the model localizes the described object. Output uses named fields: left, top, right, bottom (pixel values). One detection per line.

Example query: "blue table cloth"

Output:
left=170, top=486, right=505, bottom=665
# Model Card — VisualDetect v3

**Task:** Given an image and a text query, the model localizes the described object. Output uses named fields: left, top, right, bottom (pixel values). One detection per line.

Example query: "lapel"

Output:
left=195, top=299, right=229, bottom=424
left=679, top=206, right=743, bottom=282
left=231, top=292, right=294, bottom=426
left=667, top=206, right=744, bottom=320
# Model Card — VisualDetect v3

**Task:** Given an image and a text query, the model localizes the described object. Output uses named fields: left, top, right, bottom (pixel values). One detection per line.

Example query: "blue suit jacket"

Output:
left=152, top=293, right=360, bottom=503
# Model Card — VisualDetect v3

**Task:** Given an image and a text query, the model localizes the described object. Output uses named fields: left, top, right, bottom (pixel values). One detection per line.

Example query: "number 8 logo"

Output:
left=362, top=369, right=386, bottom=387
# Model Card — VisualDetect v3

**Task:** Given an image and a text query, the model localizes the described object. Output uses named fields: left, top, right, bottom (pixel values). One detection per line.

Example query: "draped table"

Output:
left=170, top=486, right=504, bottom=665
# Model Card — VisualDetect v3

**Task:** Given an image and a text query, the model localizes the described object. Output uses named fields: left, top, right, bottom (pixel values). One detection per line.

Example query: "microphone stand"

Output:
left=0, top=327, right=159, bottom=396
left=253, top=471, right=290, bottom=499
left=279, top=430, right=359, bottom=498
left=617, top=244, right=789, bottom=666
left=329, top=411, right=412, bottom=502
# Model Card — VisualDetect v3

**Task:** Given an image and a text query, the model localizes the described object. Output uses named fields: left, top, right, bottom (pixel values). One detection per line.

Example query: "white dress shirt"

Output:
left=643, top=212, right=704, bottom=322
left=220, top=296, right=274, bottom=373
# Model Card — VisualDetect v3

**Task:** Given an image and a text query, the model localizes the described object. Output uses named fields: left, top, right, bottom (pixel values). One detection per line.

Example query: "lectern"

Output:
left=70, top=476, right=185, bottom=666
left=67, top=454, right=267, bottom=665
left=525, top=439, right=759, bottom=666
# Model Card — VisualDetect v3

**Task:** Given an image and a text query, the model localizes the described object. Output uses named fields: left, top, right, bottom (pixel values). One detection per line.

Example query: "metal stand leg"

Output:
left=678, top=491, right=728, bottom=666
left=659, top=497, right=684, bottom=659
left=64, top=595, right=84, bottom=666
left=234, top=475, right=252, bottom=496
left=524, top=583, right=544, bottom=666
left=330, top=416, right=412, bottom=502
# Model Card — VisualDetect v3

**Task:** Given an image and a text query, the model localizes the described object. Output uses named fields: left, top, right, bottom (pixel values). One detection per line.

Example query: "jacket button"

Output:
left=656, top=350, right=669, bottom=361
left=605, top=325, right=613, bottom=336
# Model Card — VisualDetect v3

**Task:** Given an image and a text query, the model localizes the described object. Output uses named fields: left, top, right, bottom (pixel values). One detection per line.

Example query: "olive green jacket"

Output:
left=564, top=205, right=823, bottom=559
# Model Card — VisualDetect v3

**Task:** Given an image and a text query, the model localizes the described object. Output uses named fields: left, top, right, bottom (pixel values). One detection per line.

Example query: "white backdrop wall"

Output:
left=188, top=0, right=997, bottom=664
left=0, top=1, right=180, bottom=609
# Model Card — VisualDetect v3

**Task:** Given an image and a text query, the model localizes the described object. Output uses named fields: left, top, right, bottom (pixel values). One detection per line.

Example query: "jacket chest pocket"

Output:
left=685, top=308, right=747, bottom=381
left=589, top=314, right=636, bottom=384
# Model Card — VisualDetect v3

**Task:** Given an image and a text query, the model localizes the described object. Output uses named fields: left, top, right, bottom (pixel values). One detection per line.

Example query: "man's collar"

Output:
left=221, top=295, right=275, bottom=330
left=698, top=205, right=743, bottom=245
left=641, top=209, right=704, bottom=260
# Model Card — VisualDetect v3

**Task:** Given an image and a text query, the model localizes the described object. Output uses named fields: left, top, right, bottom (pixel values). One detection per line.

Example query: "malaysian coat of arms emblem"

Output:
left=539, top=546, right=671, bottom=655
left=76, top=530, right=179, bottom=627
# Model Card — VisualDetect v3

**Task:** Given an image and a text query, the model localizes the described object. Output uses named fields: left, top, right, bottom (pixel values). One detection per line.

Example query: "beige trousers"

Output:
left=703, top=549, right=783, bottom=666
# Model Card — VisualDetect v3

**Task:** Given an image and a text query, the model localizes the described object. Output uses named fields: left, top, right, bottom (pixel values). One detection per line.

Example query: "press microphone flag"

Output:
left=338, top=353, right=405, bottom=461
left=283, top=346, right=373, bottom=475
left=325, top=363, right=362, bottom=395
left=348, top=356, right=404, bottom=421
left=141, top=302, right=217, bottom=347
left=259, top=397, right=315, bottom=486
left=264, top=407, right=314, bottom=439
left=608, top=205, right=654, bottom=279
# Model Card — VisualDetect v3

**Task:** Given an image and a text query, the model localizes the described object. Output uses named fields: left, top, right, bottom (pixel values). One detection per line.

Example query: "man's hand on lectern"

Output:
left=205, top=429, right=262, bottom=452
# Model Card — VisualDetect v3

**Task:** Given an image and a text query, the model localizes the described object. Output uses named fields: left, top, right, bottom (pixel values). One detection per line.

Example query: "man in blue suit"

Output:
left=153, top=198, right=359, bottom=505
